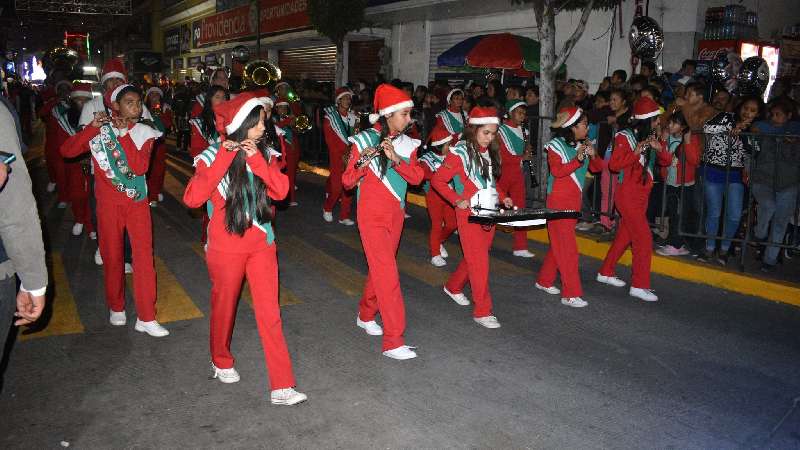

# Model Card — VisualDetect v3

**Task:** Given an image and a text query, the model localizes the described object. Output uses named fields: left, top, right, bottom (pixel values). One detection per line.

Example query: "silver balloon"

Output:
left=711, top=53, right=731, bottom=84
left=737, top=56, right=769, bottom=96
left=232, top=45, right=250, bottom=64
left=629, top=16, right=664, bottom=60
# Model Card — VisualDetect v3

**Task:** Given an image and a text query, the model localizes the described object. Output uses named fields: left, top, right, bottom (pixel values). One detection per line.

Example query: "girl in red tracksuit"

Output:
left=418, top=123, right=457, bottom=267
left=144, top=87, right=174, bottom=207
left=432, top=106, right=512, bottom=329
left=496, top=99, right=535, bottom=258
left=323, top=87, right=358, bottom=225
left=39, top=82, right=71, bottom=205
left=535, top=107, right=603, bottom=307
left=342, top=83, right=423, bottom=360
left=597, top=97, right=663, bottom=302
left=183, top=91, right=306, bottom=405
left=61, top=84, right=168, bottom=336
left=274, top=97, right=301, bottom=206
left=434, top=88, right=466, bottom=144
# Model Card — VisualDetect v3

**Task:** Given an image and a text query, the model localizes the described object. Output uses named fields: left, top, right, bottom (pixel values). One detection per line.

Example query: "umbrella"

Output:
left=436, top=32, right=565, bottom=74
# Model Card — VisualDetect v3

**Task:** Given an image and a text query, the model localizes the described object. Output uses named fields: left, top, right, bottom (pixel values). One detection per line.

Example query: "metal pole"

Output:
left=255, top=0, right=261, bottom=58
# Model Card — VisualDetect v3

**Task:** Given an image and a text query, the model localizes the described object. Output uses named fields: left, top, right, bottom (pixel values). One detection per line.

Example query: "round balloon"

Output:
left=737, top=56, right=769, bottom=96
left=232, top=45, right=250, bottom=63
left=710, top=53, right=731, bottom=84
left=629, top=16, right=664, bottom=60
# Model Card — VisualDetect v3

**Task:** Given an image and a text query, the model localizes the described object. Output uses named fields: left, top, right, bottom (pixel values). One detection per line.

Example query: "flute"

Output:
left=353, top=123, right=413, bottom=169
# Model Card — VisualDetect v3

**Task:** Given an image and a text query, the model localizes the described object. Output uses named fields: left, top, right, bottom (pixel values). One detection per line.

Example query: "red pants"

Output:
left=284, top=142, right=300, bottom=203
left=97, top=199, right=157, bottom=321
left=599, top=188, right=652, bottom=288
left=323, top=148, right=353, bottom=219
left=357, top=207, right=406, bottom=351
left=46, top=144, right=68, bottom=202
left=65, top=162, right=94, bottom=232
left=496, top=171, right=527, bottom=250
left=446, top=210, right=496, bottom=318
left=206, top=246, right=296, bottom=390
left=600, top=160, right=618, bottom=230
left=147, top=141, right=167, bottom=202
left=426, top=189, right=456, bottom=257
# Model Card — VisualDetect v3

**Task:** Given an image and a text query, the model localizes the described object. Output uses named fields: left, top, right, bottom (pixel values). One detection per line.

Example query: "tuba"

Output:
left=242, top=60, right=281, bottom=88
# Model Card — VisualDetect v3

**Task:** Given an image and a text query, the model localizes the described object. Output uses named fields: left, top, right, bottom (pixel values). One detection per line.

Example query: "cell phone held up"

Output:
left=0, top=150, right=16, bottom=166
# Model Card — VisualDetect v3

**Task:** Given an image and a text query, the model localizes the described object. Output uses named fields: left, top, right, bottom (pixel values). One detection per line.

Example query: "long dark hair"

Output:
left=552, top=113, right=587, bottom=145
left=201, top=85, right=228, bottom=140
left=223, top=106, right=274, bottom=236
left=626, top=117, right=656, bottom=184
left=460, top=124, right=501, bottom=181
left=375, top=115, right=393, bottom=178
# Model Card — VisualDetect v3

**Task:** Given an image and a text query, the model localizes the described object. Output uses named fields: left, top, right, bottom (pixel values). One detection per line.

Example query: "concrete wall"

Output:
left=390, top=20, right=431, bottom=87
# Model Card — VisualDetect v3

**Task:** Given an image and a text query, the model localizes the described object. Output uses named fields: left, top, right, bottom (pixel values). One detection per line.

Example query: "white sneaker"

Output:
left=211, top=363, right=240, bottom=383
left=535, top=282, right=560, bottom=295
left=430, top=255, right=447, bottom=267
left=322, top=211, right=333, bottom=222
left=270, top=388, right=308, bottom=405
left=513, top=249, right=535, bottom=258
left=561, top=297, right=588, bottom=308
left=443, top=286, right=470, bottom=306
left=134, top=319, right=170, bottom=337
left=89, top=231, right=97, bottom=240
left=109, top=310, right=127, bottom=326
left=630, top=287, right=658, bottom=302
left=356, top=315, right=383, bottom=335
left=125, top=263, right=133, bottom=274
left=439, top=244, right=449, bottom=258
left=149, top=201, right=158, bottom=208
left=46, top=182, right=56, bottom=192
left=473, top=315, right=501, bottom=328
left=382, top=345, right=417, bottom=360
left=94, top=248, right=103, bottom=265
left=157, top=193, right=164, bottom=202
left=404, top=212, right=411, bottom=218
left=57, top=201, right=68, bottom=209
left=289, top=201, right=299, bottom=207
left=596, top=274, right=626, bottom=287
left=338, top=218, right=355, bottom=226
left=575, top=221, right=594, bottom=231
left=71, top=222, right=84, bottom=236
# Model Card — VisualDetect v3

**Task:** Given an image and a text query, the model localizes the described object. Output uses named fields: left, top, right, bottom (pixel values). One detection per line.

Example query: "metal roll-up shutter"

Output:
left=348, top=39, right=384, bottom=84
left=279, top=45, right=337, bottom=82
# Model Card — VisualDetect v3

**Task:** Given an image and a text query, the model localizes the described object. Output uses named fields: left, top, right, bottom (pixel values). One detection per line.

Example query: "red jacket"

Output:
left=39, top=99, right=69, bottom=155
left=547, top=148, right=604, bottom=210
left=656, top=133, right=701, bottom=186
left=431, top=145, right=490, bottom=208
left=609, top=132, right=655, bottom=195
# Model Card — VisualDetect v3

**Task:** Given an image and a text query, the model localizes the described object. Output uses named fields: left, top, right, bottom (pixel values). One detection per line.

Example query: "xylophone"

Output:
left=468, top=208, right=581, bottom=227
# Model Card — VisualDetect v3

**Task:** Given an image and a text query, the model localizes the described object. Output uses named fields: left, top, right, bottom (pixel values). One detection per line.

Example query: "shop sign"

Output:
left=180, top=23, right=192, bottom=53
left=193, top=0, right=309, bottom=47
left=697, top=39, right=738, bottom=61
left=164, top=27, right=181, bottom=56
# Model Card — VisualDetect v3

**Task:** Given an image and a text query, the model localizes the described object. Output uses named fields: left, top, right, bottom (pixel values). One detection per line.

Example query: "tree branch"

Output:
left=553, top=0, right=595, bottom=70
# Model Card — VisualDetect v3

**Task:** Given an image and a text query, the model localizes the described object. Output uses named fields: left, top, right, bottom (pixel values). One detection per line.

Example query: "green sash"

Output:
left=616, top=129, right=655, bottom=183
left=194, top=143, right=275, bottom=244
left=348, top=128, right=417, bottom=208
left=498, top=123, right=525, bottom=156
left=324, top=106, right=353, bottom=144
left=88, top=123, right=148, bottom=202
left=545, top=137, right=589, bottom=194
left=189, top=118, right=221, bottom=145
left=418, top=152, right=445, bottom=193
left=52, top=102, right=77, bottom=136
left=151, top=115, right=166, bottom=134
left=449, top=142, right=494, bottom=193
left=436, top=109, right=464, bottom=135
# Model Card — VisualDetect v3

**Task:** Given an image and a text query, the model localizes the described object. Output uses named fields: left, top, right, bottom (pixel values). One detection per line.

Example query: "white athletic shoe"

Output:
left=596, top=274, right=626, bottom=287
left=473, top=315, right=501, bottom=329
left=404, top=212, right=412, bottom=219
left=71, top=222, right=84, bottom=236
left=322, top=211, right=333, bottom=222
left=289, top=201, right=299, bottom=207
left=443, top=286, right=470, bottom=306
left=561, top=297, right=588, bottom=308
left=513, top=249, right=535, bottom=258
left=134, top=319, right=170, bottom=337
left=125, top=263, right=133, bottom=274
left=356, top=316, right=383, bottom=335
left=439, top=244, right=449, bottom=258
left=57, top=201, right=68, bottom=209
left=630, top=287, right=658, bottom=302
left=157, top=193, right=164, bottom=202
left=211, top=363, right=240, bottom=384
left=94, top=248, right=103, bottom=265
left=338, top=218, right=355, bottom=226
left=382, top=345, right=417, bottom=360
left=430, top=255, right=447, bottom=267
left=46, top=182, right=56, bottom=193
left=535, top=282, right=561, bottom=295
left=89, top=231, right=97, bottom=240
left=109, top=310, right=127, bottom=326
left=149, top=201, right=158, bottom=208
left=270, top=388, right=308, bottom=405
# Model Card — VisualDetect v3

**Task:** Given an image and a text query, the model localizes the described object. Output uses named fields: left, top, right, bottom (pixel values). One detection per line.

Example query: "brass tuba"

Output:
left=242, top=60, right=281, bottom=88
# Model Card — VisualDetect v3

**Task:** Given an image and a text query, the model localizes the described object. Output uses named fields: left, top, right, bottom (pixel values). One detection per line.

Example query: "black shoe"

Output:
left=760, top=262, right=776, bottom=273
left=716, top=252, right=729, bottom=266
left=696, top=250, right=713, bottom=263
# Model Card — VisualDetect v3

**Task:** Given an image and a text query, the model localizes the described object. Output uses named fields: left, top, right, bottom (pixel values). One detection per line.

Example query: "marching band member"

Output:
left=496, top=99, right=535, bottom=258
left=144, top=87, right=174, bottom=207
left=183, top=91, right=306, bottom=405
left=535, top=107, right=602, bottom=307
left=342, top=83, right=423, bottom=360
left=596, top=97, right=663, bottom=302
left=434, top=88, right=466, bottom=144
left=79, top=58, right=152, bottom=128
left=419, top=123, right=457, bottom=267
left=39, top=80, right=72, bottom=206
left=190, top=68, right=230, bottom=118
left=61, top=83, right=96, bottom=238
left=274, top=97, right=301, bottom=206
left=432, top=106, right=510, bottom=329
left=61, top=84, right=168, bottom=336
left=322, top=87, right=358, bottom=225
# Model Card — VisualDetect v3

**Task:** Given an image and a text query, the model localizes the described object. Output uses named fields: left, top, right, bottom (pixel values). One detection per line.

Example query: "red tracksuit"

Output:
left=61, top=123, right=158, bottom=321
left=39, top=99, right=69, bottom=202
left=599, top=132, right=654, bottom=289
left=431, top=145, right=496, bottom=318
left=147, top=109, right=174, bottom=202
left=323, top=109, right=354, bottom=219
left=183, top=146, right=296, bottom=390
left=342, top=129, right=424, bottom=351
left=537, top=140, right=603, bottom=297
left=189, top=119, right=217, bottom=242
left=496, top=120, right=528, bottom=251
left=434, top=107, right=465, bottom=144
left=64, top=158, right=94, bottom=234
left=419, top=154, right=456, bottom=257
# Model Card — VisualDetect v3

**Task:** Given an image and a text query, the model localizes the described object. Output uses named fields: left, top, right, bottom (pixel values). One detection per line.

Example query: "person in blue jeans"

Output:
left=699, top=96, right=762, bottom=265
left=750, top=99, right=800, bottom=272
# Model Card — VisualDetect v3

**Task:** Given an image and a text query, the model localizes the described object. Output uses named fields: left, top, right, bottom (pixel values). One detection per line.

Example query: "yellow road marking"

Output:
left=281, top=235, right=365, bottom=298
left=150, top=257, right=205, bottom=323
left=19, top=252, right=84, bottom=340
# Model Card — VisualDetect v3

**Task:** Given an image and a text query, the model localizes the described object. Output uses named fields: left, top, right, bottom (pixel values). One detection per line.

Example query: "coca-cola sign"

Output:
left=697, top=39, right=737, bottom=61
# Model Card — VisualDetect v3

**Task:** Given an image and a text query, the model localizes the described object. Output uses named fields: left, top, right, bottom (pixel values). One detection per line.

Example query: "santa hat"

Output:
left=551, top=106, right=583, bottom=128
left=369, top=83, right=414, bottom=124
left=110, top=84, right=134, bottom=103
left=335, top=87, right=353, bottom=103
left=467, top=106, right=500, bottom=125
left=633, top=96, right=661, bottom=120
left=429, top=123, right=453, bottom=147
left=101, top=58, right=127, bottom=84
left=70, top=82, right=93, bottom=99
left=446, top=88, right=464, bottom=104
left=505, top=99, right=526, bottom=117
left=274, top=96, right=290, bottom=108
left=145, top=87, right=164, bottom=100
left=54, top=79, right=73, bottom=92
left=214, top=91, right=271, bottom=136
